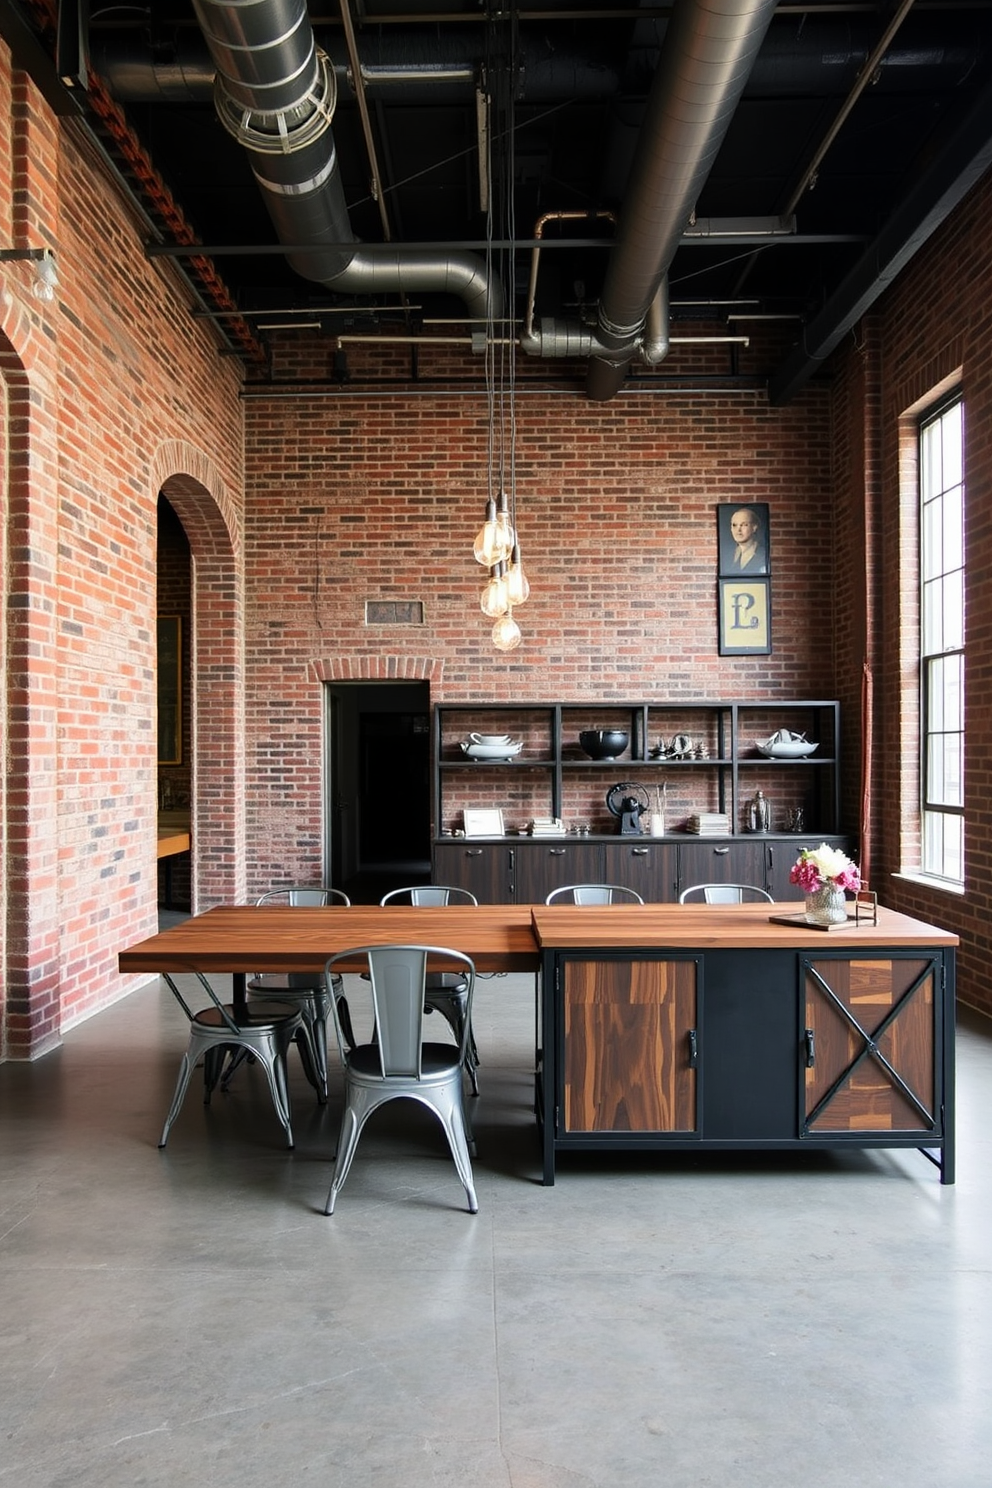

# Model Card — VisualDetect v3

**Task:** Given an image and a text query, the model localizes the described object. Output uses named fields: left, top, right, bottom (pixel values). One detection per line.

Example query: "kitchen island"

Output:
left=531, top=901, right=956, bottom=1184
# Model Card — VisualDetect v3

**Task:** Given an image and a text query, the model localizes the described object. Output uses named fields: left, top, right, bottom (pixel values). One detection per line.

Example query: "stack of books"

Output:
left=687, top=812, right=731, bottom=836
left=528, top=818, right=566, bottom=836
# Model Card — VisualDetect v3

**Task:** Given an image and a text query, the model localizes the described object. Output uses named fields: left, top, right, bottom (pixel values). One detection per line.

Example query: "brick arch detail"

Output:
left=310, top=656, right=445, bottom=685
left=157, top=450, right=246, bottom=911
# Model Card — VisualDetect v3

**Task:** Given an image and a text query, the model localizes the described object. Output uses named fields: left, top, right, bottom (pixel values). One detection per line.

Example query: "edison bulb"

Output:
left=492, top=611, right=522, bottom=651
left=492, top=491, right=515, bottom=556
left=480, top=564, right=509, bottom=618
left=506, top=544, right=530, bottom=605
left=474, top=498, right=512, bottom=566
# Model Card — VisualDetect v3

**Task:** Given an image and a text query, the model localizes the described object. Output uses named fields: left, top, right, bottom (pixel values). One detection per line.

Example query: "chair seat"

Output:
left=347, top=1041, right=465, bottom=1083
left=193, top=1001, right=304, bottom=1032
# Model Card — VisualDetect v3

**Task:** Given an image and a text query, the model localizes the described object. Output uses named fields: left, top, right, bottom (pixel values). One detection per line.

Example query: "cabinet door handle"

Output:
left=713, top=846, right=730, bottom=856
left=687, top=1028, right=698, bottom=1069
left=549, top=848, right=566, bottom=856
left=804, top=1028, right=815, bottom=1068
left=632, top=847, right=649, bottom=856
left=466, top=848, right=483, bottom=857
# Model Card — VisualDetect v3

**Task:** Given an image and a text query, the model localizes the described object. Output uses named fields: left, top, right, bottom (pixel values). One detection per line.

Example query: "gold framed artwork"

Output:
left=718, top=578, right=771, bottom=655
left=157, top=615, right=182, bottom=764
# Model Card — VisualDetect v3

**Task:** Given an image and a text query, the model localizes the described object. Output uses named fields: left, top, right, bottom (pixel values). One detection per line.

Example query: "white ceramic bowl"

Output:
left=461, top=740, right=523, bottom=760
left=756, top=739, right=819, bottom=759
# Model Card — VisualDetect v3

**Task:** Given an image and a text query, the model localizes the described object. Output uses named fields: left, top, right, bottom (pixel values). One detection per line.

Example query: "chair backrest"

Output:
left=678, top=883, right=774, bottom=904
left=256, top=885, right=351, bottom=907
left=324, top=944, right=476, bottom=1075
left=544, top=884, right=645, bottom=905
left=379, top=885, right=478, bottom=907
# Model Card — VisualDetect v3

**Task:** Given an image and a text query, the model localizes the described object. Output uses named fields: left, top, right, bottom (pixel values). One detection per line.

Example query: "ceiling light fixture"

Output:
left=474, top=8, right=528, bottom=654
left=0, top=247, right=59, bottom=302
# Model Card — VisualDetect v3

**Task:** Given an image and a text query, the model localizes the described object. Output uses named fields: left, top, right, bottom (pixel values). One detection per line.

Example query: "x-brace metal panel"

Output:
left=803, top=958, right=937, bottom=1133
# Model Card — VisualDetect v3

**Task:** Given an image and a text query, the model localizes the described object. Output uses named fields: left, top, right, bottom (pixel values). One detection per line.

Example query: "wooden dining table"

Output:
left=119, top=902, right=541, bottom=1008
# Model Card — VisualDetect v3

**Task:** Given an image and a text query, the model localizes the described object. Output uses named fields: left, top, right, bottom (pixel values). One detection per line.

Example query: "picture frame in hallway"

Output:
left=717, top=502, right=769, bottom=576
left=718, top=578, right=771, bottom=656
left=157, top=615, right=182, bottom=764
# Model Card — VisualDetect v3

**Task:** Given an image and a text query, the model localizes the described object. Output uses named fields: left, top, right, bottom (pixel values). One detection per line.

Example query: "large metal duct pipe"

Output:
left=585, top=0, right=778, bottom=400
left=189, top=0, right=501, bottom=319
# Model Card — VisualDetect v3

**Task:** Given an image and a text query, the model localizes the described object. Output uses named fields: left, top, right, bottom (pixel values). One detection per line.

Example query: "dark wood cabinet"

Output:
left=512, top=840, right=603, bottom=904
left=603, top=840, right=679, bottom=901
left=433, top=842, right=513, bottom=903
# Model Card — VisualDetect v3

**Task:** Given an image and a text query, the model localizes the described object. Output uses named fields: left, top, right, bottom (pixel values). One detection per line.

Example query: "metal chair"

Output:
left=322, top=944, right=479, bottom=1215
left=678, top=883, right=774, bottom=903
left=223, top=886, right=356, bottom=1104
left=544, top=884, right=645, bottom=905
left=159, top=971, right=319, bottom=1150
left=379, top=886, right=481, bottom=1095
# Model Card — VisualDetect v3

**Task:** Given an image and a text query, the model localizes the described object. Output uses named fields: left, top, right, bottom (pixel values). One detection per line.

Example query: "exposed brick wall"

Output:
left=242, top=354, right=839, bottom=897
left=1, top=51, right=246, bottom=1052
left=830, top=167, right=992, bottom=1015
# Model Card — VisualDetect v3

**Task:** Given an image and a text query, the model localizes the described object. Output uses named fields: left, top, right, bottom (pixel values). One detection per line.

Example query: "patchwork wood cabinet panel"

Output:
left=562, top=957, right=698, bottom=1133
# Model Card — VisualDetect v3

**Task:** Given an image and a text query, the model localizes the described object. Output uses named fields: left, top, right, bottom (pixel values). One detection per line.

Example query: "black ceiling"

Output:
left=10, top=0, right=992, bottom=392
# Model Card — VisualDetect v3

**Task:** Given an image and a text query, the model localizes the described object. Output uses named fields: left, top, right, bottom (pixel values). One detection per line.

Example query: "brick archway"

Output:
left=158, top=451, right=246, bottom=911
left=310, top=656, right=445, bottom=686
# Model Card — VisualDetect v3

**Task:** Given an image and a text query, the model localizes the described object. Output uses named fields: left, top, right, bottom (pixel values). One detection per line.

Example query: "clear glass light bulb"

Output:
left=492, top=491, right=515, bottom=558
left=473, top=499, right=502, bottom=566
left=492, top=611, right=522, bottom=651
left=480, top=564, right=509, bottom=618
left=506, top=544, right=530, bottom=605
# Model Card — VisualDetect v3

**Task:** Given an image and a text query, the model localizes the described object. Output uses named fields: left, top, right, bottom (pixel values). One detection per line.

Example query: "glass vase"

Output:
left=804, top=883, right=848, bottom=925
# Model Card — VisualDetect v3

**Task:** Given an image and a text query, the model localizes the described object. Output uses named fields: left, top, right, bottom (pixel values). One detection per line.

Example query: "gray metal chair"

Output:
left=322, top=944, right=478, bottom=1215
left=222, top=886, right=355, bottom=1103
left=545, top=884, right=645, bottom=905
left=379, top=886, right=481, bottom=1095
left=159, top=971, right=319, bottom=1150
left=678, top=883, right=774, bottom=903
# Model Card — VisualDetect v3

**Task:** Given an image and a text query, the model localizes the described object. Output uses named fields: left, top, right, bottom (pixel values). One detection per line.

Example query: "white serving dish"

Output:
left=756, top=731, right=819, bottom=759
left=468, top=732, right=513, bottom=744
left=460, top=739, right=523, bottom=760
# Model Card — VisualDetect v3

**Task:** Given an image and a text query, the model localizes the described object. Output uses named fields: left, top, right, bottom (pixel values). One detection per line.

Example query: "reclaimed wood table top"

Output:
left=119, top=903, right=541, bottom=976
left=529, top=901, right=958, bottom=950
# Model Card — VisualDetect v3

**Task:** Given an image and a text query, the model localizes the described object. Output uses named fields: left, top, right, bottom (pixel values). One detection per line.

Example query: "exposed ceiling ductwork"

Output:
left=189, top=0, right=502, bottom=321
left=40, top=0, right=990, bottom=397
left=583, top=0, right=779, bottom=401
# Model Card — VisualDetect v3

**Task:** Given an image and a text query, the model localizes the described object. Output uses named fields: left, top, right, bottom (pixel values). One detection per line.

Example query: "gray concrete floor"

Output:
left=2, top=970, right=991, bottom=1488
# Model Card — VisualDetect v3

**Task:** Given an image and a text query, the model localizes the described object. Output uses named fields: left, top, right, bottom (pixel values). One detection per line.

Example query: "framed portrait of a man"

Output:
left=717, top=502, right=770, bottom=576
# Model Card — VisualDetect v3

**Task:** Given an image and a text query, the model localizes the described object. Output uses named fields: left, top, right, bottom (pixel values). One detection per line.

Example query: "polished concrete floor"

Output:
left=2, top=970, right=991, bottom=1488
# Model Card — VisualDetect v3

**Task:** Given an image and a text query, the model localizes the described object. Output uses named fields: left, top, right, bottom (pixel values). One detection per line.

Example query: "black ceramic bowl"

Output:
left=579, top=729, right=629, bottom=761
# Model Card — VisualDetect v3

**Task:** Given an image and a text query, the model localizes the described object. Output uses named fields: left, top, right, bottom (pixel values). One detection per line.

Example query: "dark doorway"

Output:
left=327, top=681, right=432, bottom=904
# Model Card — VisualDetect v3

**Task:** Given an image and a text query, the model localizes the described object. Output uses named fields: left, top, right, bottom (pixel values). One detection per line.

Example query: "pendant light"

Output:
left=492, top=609, right=522, bottom=651
left=473, top=9, right=529, bottom=648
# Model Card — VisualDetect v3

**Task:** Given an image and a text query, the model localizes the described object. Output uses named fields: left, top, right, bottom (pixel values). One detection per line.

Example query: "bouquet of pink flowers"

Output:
left=789, top=842, right=861, bottom=894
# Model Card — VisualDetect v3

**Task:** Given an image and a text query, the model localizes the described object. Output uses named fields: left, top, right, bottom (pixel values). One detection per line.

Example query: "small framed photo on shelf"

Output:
left=718, top=577, right=771, bottom=655
left=717, top=502, right=769, bottom=576
left=463, top=807, right=505, bottom=837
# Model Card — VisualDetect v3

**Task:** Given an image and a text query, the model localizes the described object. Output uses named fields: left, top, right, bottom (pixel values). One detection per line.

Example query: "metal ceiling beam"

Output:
left=768, top=73, right=992, bottom=404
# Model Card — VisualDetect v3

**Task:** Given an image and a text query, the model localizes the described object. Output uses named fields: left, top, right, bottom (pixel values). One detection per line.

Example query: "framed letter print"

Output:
left=718, top=578, right=771, bottom=655
left=717, top=502, right=769, bottom=576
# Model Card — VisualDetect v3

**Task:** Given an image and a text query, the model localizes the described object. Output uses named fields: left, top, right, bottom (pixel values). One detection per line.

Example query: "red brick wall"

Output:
left=830, top=168, right=992, bottom=1015
left=1, top=51, right=246, bottom=1052
left=242, top=338, right=840, bottom=896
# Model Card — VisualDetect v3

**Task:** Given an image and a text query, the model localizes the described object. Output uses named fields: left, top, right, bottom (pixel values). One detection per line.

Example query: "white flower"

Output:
left=805, top=843, right=853, bottom=880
